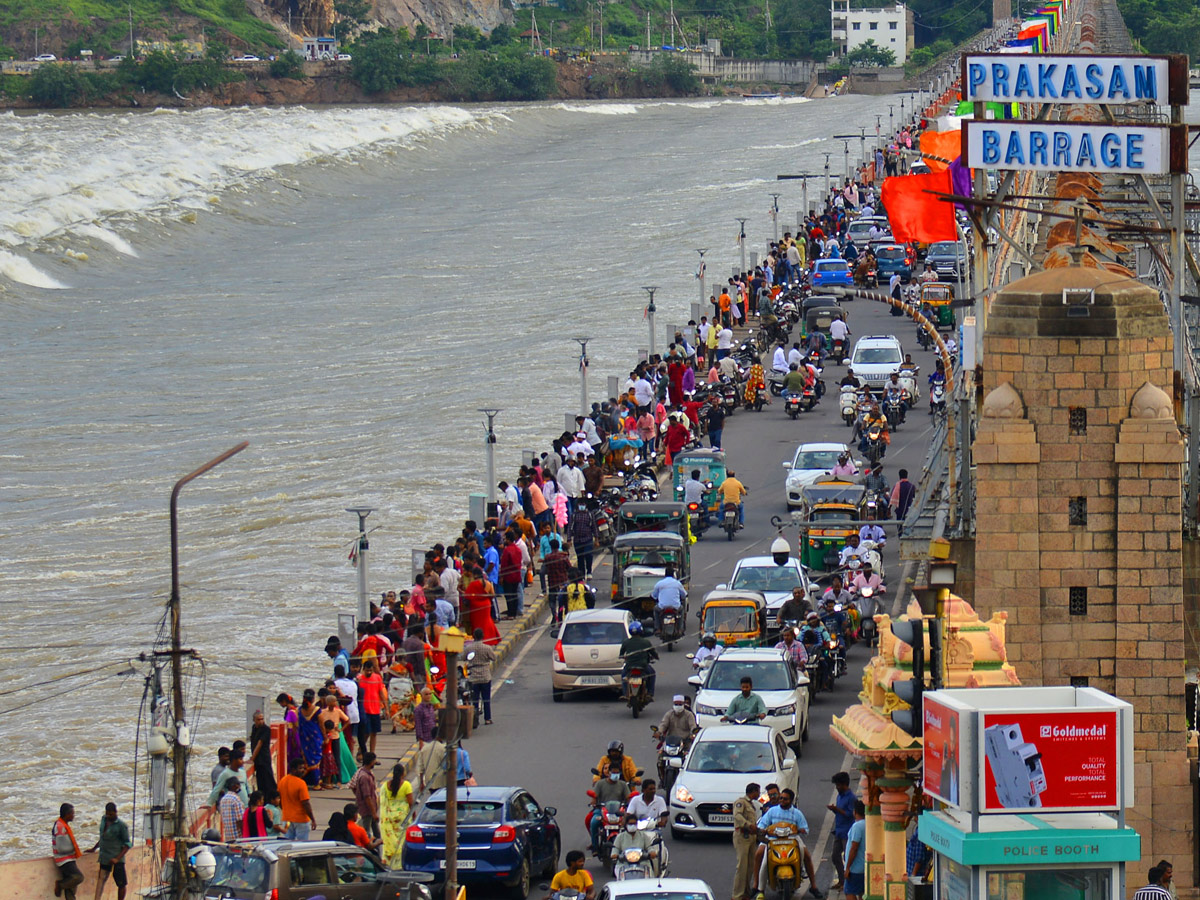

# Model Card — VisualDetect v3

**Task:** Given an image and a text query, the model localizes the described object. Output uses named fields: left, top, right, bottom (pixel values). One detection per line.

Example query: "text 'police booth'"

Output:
left=917, top=686, right=1139, bottom=900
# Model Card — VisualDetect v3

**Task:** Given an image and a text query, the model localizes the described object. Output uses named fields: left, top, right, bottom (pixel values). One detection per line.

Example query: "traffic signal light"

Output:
left=891, top=617, right=925, bottom=737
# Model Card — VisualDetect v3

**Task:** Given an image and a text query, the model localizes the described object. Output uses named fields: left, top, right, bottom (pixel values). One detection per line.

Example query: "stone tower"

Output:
left=972, top=266, right=1192, bottom=884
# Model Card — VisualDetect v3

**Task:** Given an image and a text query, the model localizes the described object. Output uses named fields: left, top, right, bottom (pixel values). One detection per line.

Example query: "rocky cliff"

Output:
left=368, top=0, right=510, bottom=35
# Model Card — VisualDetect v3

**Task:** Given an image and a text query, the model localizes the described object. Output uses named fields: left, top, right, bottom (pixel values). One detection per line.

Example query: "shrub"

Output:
left=270, top=50, right=305, bottom=79
left=29, top=63, right=89, bottom=107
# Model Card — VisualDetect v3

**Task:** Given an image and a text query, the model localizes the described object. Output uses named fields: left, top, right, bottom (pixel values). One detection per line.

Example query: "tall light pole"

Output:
left=168, top=440, right=248, bottom=899
left=768, top=192, right=781, bottom=243
left=346, top=506, right=374, bottom=623
left=735, top=217, right=748, bottom=275
left=696, top=248, right=708, bottom=307
left=823, top=153, right=832, bottom=203
left=573, top=337, right=590, bottom=414
left=642, top=286, right=659, bottom=358
left=479, top=408, right=501, bottom=516
left=887, top=104, right=895, bottom=136
left=875, top=114, right=882, bottom=142
left=831, top=136, right=853, bottom=184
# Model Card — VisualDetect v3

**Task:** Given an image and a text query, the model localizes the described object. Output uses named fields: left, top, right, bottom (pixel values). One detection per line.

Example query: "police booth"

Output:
left=917, top=686, right=1140, bottom=900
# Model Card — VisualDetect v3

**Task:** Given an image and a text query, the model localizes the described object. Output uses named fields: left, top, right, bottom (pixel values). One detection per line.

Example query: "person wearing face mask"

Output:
left=593, top=740, right=641, bottom=785
left=626, top=779, right=668, bottom=828
left=588, top=767, right=631, bottom=858
left=658, top=695, right=698, bottom=741
left=611, top=813, right=657, bottom=871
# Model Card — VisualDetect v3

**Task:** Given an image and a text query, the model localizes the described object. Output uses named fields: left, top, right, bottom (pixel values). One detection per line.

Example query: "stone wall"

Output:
left=629, top=50, right=817, bottom=86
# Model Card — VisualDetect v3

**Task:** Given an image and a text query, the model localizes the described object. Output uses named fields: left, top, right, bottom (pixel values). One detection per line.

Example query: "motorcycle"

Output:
left=862, top=490, right=888, bottom=521
left=722, top=502, right=740, bottom=541
left=800, top=632, right=834, bottom=693
left=801, top=382, right=820, bottom=411
left=651, top=728, right=690, bottom=793
left=864, top=423, right=887, bottom=464
left=584, top=795, right=626, bottom=867
left=720, top=377, right=741, bottom=412
left=839, top=386, right=858, bottom=426
left=883, top=394, right=905, bottom=430
left=831, top=337, right=849, bottom=365
left=784, top=391, right=804, bottom=419
left=930, top=381, right=947, bottom=419
left=850, top=582, right=884, bottom=643
left=658, top=605, right=685, bottom=651
left=763, top=820, right=805, bottom=900
left=625, top=667, right=650, bottom=718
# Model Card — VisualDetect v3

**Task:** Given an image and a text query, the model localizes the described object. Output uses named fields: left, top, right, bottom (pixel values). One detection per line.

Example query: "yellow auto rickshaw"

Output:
left=696, top=589, right=767, bottom=647
left=919, top=282, right=955, bottom=329
left=796, top=478, right=865, bottom=573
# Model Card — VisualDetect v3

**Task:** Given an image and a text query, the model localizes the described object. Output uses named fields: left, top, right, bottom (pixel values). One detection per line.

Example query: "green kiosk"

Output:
left=917, top=686, right=1140, bottom=900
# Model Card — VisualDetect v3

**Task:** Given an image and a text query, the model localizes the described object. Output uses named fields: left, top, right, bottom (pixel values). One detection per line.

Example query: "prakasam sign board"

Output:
left=961, top=54, right=1187, bottom=106
left=962, top=121, right=1185, bottom=175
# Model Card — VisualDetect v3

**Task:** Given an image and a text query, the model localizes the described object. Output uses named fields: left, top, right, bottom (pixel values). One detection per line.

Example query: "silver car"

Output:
left=551, top=608, right=634, bottom=700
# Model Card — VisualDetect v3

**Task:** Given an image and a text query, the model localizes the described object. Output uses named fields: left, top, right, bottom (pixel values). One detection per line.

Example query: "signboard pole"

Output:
left=1171, top=104, right=1186, bottom=381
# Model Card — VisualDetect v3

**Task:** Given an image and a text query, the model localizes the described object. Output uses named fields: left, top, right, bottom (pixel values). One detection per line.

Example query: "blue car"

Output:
left=401, top=786, right=560, bottom=898
left=810, top=258, right=854, bottom=288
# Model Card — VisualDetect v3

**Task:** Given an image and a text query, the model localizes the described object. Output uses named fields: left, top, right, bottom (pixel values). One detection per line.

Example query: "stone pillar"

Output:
left=1114, top=381, right=1192, bottom=884
left=860, top=762, right=885, bottom=900
left=972, top=380, right=1042, bottom=682
left=877, top=761, right=913, bottom=891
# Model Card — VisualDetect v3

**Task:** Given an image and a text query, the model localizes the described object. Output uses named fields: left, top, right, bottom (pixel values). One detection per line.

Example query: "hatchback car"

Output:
left=849, top=335, right=904, bottom=392
left=668, top=725, right=797, bottom=836
left=202, top=839, right=398, bottom=900
left=402, top=786, right=560, bottom=898
left=690, top=648, right=810, bottom=746
left=32, top=53, right=57, bottom=62
left=783, top=441, right=856, bottom=508
left=721, top=556, right=810, bottom=631
left=810, top=259, right=853, bottom=288
left=873, top=243, right=914, bottom=283
left=551, top=607, right=633, bottom=700
left=844, top=217, right=889, bottom=244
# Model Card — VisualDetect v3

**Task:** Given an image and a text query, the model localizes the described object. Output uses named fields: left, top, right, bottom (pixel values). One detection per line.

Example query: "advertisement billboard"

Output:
left=979, top=709, right=1120, bottom=812
left=924, top=695, right=962, bottom=807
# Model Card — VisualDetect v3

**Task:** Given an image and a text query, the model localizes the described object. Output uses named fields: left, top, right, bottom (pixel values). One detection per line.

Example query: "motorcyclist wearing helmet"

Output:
left=594, top=740, right=641, bottom=785
left=619, top=621, right=658, bottom=701
left=693, top=633, right=723, bottom=670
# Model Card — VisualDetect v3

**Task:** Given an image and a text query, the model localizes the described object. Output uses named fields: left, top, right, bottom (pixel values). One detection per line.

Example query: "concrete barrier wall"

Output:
left=629, top=50, right=817, bottom=85
left=0, top=846, right=158, bottom=900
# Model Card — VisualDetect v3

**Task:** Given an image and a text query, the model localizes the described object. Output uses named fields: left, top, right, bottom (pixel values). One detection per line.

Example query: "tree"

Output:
left=336, top=0, right=374, bottom=27
left=488, top=23, right=514, bottom=46
left=136, top=50, right=181, bottom=94
left=845, top=39, right=896, bottom=68
left=348, top=29, right=410, bottom=92
left=29, top=63, right=88, bottom=107
left=270, top=49, right=306, bottom=78
left=206, top=38, right=230, bottom=63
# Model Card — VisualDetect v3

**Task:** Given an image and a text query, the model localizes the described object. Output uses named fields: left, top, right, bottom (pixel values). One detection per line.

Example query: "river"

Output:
left=0, top=92, right=904, bottom=859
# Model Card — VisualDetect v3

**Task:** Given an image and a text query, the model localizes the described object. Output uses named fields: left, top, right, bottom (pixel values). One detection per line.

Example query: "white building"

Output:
left=830, top=1, right=913, bottom=65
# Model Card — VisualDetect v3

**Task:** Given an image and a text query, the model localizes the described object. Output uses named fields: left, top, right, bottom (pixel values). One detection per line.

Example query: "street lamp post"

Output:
left=888, top=104, right=894, bottom=136
left=768, top=192, right=781, bottom=243
left=345, top=506, right=374, bottom=623
left=478, top=408, right=501, bottom=517
left=823, top=153, right=831, bottom=204
left=696, top=248, right=708, bottom=307
left=735, top=218, right=748, bottom=275
left=573, top=337, right=590, bottom=413
left=642, top=286, right=659, bottom=358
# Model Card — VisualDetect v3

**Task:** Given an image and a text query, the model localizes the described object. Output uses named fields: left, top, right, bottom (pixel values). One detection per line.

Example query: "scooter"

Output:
left=767, top=372, right=788, bottom=397
left=898, top=368, right=920, bottom=405
left=658, top=606, right=685, bottom=651
left=930, top=381, right=947, bottom=418
left=763, top=820, right=805, bottom=900
left=864, top=423, right=887, bottom=464
left=785, top=391, right=804, bottom=419
left=722, top=502, right=740, bottom=541
left=839, top=386, right=858, bottom=426
left=651, top=728, right=690, bottom=793
left=613, top=819, right=670, bottom=879
left=625, top=667, right=650, bottom=718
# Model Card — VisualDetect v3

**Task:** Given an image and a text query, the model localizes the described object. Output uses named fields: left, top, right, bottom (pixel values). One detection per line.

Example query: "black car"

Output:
left=924, top=241, right=968, bottom=281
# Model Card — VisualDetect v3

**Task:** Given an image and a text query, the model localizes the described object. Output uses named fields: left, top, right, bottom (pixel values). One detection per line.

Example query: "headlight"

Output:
left=696, top=704, right=721, bottom=717
left=772, top=704, right=796, bottom=716
left=674, top=784, right=694, bottom=804
left=624, top=848, right=643, bottom=863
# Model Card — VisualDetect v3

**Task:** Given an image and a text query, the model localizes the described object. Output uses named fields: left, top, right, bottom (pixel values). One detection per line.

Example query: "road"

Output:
left=440, top=294, right=945, bottom=899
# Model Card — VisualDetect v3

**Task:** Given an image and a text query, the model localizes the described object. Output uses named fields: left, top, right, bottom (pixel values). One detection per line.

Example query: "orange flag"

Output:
left=919, top=129, right=962, bottom=173
left=881, top=170, right=957, bottom=243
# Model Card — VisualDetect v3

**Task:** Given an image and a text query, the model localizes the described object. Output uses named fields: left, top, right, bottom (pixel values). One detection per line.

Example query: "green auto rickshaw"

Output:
left=796, top=479, right=865, bottom=573
left=919, top=282, right=955, bottom=329
left=610, top=531, right=690, bottom=617
left=671, top=449, right=727, bottom=517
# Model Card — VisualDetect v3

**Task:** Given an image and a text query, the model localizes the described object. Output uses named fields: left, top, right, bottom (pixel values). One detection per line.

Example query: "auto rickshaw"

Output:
left=616, top=501, right=688, bottom=536
left=801, top=302, right=844, bottom=342
left=696, top=589, right=767, bottom=647
left=611, top=531, right=690, bottom=620
left=919, top=282, right=955, bottom=329
left=795, top=478, right=866, bottom=573
left=671, top=449, right=727, bottom=517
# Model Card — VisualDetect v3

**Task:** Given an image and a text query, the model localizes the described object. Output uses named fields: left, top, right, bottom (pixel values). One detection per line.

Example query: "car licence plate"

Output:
left=707, top=813, right=734, bottom=825
left=580, top=675, right=612, bottom=685
left=439, top=860, right=477, bottom=869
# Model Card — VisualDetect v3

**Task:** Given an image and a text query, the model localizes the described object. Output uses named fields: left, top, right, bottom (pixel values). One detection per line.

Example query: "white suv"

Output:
left=849, top=335, right=904, bottom=393
left=689, top=647, right=810, bottom=748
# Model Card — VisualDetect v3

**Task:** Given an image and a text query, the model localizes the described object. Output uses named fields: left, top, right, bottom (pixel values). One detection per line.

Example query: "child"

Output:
left=320, top=719, right=338, bottom=789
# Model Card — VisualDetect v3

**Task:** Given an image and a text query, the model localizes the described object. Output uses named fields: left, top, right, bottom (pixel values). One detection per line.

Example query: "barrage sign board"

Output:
left=962, top=121, right=1186, bottom=175
left=980, top=709, right=1122, bottom=813
left=962, top=54, right=1188, bottom=106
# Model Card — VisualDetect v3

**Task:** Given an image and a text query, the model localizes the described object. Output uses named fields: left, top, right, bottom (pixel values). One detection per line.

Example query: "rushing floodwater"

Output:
left=1, top=91, right=937, bottom=860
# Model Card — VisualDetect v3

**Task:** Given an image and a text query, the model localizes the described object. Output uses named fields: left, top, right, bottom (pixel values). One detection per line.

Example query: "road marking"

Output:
left=812, top=749, right=854, bottom=880
left=492, top=617, right=551, bottom=699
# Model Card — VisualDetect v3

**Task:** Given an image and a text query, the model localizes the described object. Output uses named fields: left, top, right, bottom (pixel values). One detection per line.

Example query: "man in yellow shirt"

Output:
left=719, top=471, right=749, bottom=528
left=550, top=851, right=596, bottom=899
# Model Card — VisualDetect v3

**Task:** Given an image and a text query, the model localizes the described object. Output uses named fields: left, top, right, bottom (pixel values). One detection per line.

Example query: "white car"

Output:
left=337, top=53, right=352, bottom=61
left=668, top=725, right=797, bottom=837
left=783, top=441, right=856, bottom=508
left=849, top=335, right=904, bottom=393
left=720, top=555, right=810, bottom=631
left=690, top=647, right=810, bottom=746
left=845, top=216, right=889, bottom=245
left=551, top=607, right=634, bottom=699
left=231, top=54, right=261, bottom=62
left=32, top=54, right=57, bottom=62
left=599, top=877, right=716, bottom=900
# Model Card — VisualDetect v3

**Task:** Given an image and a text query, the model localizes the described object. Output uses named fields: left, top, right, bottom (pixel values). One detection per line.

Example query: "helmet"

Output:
left=702, top=632, right=716, bottom=643
left=629, top=621, right=643, bottom=634
left=608, top=740, right=624, bottom=754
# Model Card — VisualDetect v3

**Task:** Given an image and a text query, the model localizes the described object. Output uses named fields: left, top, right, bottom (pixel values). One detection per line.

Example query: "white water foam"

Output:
left=550, top=102, right=642, bottom=115
left=0, top=248, right=68, bottom=289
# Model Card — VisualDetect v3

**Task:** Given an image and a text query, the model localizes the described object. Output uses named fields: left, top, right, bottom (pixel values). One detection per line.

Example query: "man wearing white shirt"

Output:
left=567, top=433, right=594, bottom=459
left=716, top=326, right=734, bottom=359
left=626, top=781, right=669, bottom=827
left=787, top=343, right=804, bottom=368
left=575, top=415, right=601, bottom=448
left=558, top=457, right=586, bottom=515
left=830, top=315, right=850, bottom=348
left=772, top=343, right=788, bottom=375
left=633, top=375, right=655, bottom=412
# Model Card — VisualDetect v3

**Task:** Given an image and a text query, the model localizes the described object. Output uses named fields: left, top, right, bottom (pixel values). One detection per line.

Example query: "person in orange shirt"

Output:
left=718, top=289, right=732, bottom=328
left=277, top=758, right=316, bottom=840
left=343, top=803, right=375, bottom=849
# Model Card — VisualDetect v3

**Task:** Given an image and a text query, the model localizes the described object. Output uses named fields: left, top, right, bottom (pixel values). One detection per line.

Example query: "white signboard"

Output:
left=964, top=121, right=1171, bottom=175
left=964, top=55, right=1170, bottom=104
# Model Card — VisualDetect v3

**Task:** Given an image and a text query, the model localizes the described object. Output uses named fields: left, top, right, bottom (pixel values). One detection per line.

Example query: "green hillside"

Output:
left=0, top=0, right=284, bottom=58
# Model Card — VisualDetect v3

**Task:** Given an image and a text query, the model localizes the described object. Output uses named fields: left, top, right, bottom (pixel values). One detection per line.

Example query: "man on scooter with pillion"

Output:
left=752, top=788, right=823, bottom=899
left=821, top=575, right=853, bottom=607
left=588, top=765, right=632, bottom=859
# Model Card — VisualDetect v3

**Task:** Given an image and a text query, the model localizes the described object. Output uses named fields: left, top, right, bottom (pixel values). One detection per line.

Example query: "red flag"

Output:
left=881, top=170, right=957, bottom=244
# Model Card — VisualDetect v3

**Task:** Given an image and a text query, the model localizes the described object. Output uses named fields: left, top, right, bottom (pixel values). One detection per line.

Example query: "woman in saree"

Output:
left=297, top=689, right=324, bottom=787
left=276, top=693, right=302, bottom=775
left=744, top=358, right=767, bottom=407
left=378, top=762, right=414, bottom=867
left=461, top=565, right=500, bottom=646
